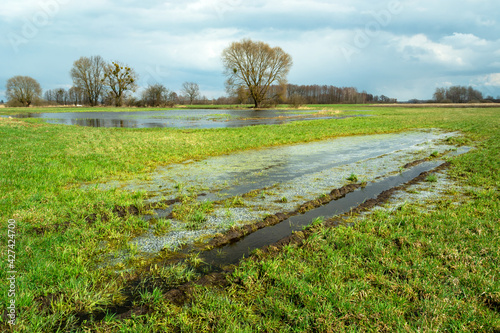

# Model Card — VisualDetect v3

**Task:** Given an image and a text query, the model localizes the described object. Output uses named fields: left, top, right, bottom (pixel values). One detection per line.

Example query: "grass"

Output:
left=223, top=195, right=246, bottom=208
left=347, top=173, right=359, bottom=182
left=0, top=105, right=499, bottom=331
left=172, top=195, right=214, bottom=229
left=426, top=174, right=438, bottom=182
left=188, top=187, right=499, bottom=332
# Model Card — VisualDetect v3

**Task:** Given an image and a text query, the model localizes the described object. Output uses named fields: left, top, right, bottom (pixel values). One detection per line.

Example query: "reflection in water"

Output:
left=71, top=118, right=134, bottom=128
left=5, top=109, right=367, bottom=129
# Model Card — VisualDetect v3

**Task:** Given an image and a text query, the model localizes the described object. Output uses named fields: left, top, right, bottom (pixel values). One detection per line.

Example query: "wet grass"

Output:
left=347, top=173, right=359, bottom=182
left=177, top=185, right=499, bottom=332
left=0, top=105, right=499, bottom=331
left=426, top=174, right=438, bottom=182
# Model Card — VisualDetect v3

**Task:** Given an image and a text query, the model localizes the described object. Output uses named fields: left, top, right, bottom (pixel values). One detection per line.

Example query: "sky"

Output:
left=1, top=0, right=500, bottom=102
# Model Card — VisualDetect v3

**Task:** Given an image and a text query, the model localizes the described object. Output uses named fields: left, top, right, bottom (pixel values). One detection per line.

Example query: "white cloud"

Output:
left=441, top=33, right=488, bottom=47
left=481, top=73, right=500, bottom=87
left=391, top=32, right=500, bottom=72
left=0, top=0, right=43, bottom=20
left=476, top=16, right=496, bottom=27
left=392, top=34, right=466, bottom=66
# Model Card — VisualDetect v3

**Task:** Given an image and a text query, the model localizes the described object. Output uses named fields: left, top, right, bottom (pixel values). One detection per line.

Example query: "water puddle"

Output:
left=198, top=158, right=462, bottom=270
left=4, top=109, right=364, bottom=128
left=94, top=129, right=469, bottom=269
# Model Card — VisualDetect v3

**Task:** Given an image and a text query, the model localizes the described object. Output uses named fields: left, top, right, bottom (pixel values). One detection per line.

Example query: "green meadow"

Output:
left=0, top=105, right=499, bottom=332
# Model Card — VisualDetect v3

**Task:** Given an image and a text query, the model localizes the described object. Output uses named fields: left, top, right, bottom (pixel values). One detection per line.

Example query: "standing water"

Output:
left=93, top=129, right=469, bottom=269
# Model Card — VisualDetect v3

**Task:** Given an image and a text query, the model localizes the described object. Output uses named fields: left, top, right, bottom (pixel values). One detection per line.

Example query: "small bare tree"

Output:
left=181, top=82, right=200, bottom=105
left=103, top=61, right=138, bottom=107
left=68, top=86, right=84, bottom=106
left=70, top=55, right=106, bottom=106
left=222, top=39, right=293, bottom=108
left=6, top=76, right=42, bottom=107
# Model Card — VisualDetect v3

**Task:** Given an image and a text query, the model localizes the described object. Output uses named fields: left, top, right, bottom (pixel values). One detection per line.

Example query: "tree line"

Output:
left=5, top=55, right=202, bottom=107
left=4, top=40, right=396, bottom=108
left=432, top=86, right=485, bottom=103
left=285, top=84, right=396, bottom=105
left=5, top=39, right=495, bottom=108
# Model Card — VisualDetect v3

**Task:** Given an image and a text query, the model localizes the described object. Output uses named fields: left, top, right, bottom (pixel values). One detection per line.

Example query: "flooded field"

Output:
left=4, top=109, right=362, bottom=128
left=3, top=104, right=496, bottom=332
left=93, top=129, right=469, bottom=269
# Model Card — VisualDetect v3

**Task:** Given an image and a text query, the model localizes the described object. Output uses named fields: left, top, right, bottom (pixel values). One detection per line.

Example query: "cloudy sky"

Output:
left=1, top=0, right=500, bottom=102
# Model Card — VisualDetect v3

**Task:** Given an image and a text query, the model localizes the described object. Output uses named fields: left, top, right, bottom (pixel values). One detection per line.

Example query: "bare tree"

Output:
left=6, top=76, right=42, bottom=107
left=222, top=39, right=292, bottom=108
left=70, top=55, right=106, bottom=106
left=288, top=93, right=305, bottom=108
left=434, top=85, right=484, bottom=103
left=433, top=88, right=446, bottom=102
left=141, top=84, right=174, bottom=107
left=55, top=88, right=67, bottom=105
left=181, top=82, right=200, bottom=105
left=103, top=61, right=138, bottom=106
left=235, top=85, right=249, bottom=104
left=68, top=86, right=84, bottom=106
left=44, top=90, right=54, bottom=104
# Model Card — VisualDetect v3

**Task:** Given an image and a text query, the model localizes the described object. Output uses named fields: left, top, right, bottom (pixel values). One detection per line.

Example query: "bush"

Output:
left=288, top=94, right=305, bottom=108
left=6, top=100, right=25, bottom=107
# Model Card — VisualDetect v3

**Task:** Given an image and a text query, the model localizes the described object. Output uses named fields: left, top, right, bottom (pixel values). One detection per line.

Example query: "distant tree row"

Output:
left=0, top=39, right=401, bottom=108
left=433, top=86, right=484, bottom=103
left=5, top=54, right=205, bottom=107
left=44, top=87, right=85, bottom=106
left=226, top=83, right=395, bottom=106
left=285, top=84, right=396, bottom=105
left=5, top=39, right=495, bottom=108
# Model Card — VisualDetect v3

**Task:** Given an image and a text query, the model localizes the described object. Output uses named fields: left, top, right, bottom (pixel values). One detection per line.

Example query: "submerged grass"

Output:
left=0, top=105, right=499, bottom=331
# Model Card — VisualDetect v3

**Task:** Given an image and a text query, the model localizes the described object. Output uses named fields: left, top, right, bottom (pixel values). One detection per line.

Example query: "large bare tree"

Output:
left=181, top=82, right=200, bottom=105
left=103, top=61, right=138, bottom=107
left=222, top=39, right=292, bottom=108
left=6, top=76, right=42, bottom=107
left=70, top=55, right=106, bottom=106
